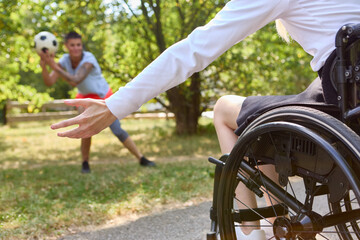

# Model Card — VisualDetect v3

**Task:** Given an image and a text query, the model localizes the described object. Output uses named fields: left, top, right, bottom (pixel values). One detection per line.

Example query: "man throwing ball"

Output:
left=38, top=31, right=155, bottom=173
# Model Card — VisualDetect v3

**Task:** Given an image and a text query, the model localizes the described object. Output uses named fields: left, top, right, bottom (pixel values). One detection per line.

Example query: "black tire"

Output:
left=218, top=106, right=360, bottom=240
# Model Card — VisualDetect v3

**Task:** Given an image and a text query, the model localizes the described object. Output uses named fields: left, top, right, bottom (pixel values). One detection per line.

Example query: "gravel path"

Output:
left=60, top=201, right=212, bottom=240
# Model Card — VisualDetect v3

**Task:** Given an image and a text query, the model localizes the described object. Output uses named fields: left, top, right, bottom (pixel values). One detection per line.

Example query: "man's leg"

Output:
left=81, top=137, right=91, bottom=173
left=109, top=119, right=156, bottom=167
left=77, top=105, right=92, bottom=173
left=121, top=136, right=142, bottom=159
left=213, top=95, right=264, bottom=237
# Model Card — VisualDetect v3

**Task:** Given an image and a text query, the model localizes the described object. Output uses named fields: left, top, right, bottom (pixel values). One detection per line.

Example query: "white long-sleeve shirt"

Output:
left=106, top=0, right=360, bottom=120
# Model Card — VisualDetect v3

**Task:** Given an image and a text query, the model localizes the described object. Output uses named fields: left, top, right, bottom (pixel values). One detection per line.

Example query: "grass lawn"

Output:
left=0, top=118, right=220, bottom=239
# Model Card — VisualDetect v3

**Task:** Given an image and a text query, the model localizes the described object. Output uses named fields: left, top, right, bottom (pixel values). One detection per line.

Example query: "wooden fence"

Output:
left=5, top=100, right=174, bottom=125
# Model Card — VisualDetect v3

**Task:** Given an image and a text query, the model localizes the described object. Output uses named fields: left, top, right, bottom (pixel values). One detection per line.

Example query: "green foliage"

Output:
left=0, top=0, right=317, bottom=126
left=102, top=0, right=230, bottom=93
left=0, top=0, right=110, bottom=119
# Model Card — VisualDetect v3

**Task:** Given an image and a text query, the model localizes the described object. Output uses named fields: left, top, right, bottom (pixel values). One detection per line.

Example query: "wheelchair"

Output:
left=207, top=23, right=360, bottom=240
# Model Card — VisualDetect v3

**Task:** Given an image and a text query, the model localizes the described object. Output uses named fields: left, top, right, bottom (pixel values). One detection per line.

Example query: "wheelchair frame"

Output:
left=207, top=23, right=360, bottom=240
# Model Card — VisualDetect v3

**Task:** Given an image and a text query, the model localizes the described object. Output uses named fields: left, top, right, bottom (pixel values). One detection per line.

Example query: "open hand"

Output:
left=51, top=98, right=117, bottom=138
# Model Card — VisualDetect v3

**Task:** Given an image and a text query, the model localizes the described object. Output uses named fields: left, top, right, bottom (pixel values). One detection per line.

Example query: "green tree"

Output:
left=104, top=0, right=230, bottom=134
left=212, top=24, right=316, bottom=97
left=0, top=0, right=53, bottom=121
left=0, top=0, right=111, bottom=121
left=1, top=0, right=316, bottom=134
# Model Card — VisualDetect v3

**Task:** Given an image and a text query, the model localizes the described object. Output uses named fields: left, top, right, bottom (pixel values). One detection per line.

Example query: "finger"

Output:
left=39, top=52, right=46, bottom=59
left=56, top=126, right=82, bottom=139
left=41, top=54, right=49, bottom=61
left=57, top=125, right=95, bottom=139
left=63, top=99, right=92, bottom=108
left=50, top=115, right=81, bottom=130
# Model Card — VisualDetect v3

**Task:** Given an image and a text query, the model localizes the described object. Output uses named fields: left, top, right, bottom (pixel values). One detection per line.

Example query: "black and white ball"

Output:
left=34, top=31, right=58, bottom=54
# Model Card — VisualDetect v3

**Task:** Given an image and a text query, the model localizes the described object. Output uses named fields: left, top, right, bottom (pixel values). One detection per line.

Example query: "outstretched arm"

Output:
left=51, top=99, right=117, bottom=138
left=51, top=0, right=286, bottom=139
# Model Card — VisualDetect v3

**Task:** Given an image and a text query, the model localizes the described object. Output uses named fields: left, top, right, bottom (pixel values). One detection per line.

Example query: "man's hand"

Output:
left=51, top=99, right=117, bottom=138
left=38, top=51, right=49, bottom=69
left=38, top=51, right=58, bottom=70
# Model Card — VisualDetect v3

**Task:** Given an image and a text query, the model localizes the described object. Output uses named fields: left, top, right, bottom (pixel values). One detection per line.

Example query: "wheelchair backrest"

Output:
left=322, top=23, right=360, bottom=122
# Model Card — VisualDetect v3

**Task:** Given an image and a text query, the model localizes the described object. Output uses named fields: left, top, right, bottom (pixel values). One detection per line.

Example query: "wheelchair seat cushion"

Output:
left=234, top=77, right=339, bottom=136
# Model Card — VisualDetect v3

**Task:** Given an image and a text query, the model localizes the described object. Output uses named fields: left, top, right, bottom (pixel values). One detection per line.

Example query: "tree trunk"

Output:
left=166, top=72, right=202, bottom=135
left=141, top=1, right=207, bottom=134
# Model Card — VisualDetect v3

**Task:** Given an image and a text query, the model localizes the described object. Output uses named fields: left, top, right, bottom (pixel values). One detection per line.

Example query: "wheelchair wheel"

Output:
left=217, top=106, right=360, bottom=240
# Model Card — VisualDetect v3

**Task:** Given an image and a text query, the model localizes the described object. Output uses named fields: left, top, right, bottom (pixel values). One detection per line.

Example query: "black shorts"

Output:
left=234, top=77, right=338, bottom=136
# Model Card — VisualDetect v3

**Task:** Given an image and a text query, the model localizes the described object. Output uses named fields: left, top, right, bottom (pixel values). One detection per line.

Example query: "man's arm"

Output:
left=41, top=63, right=60, bottom=86
left=39, top=52, right=60, bottom=86
left=39, top=51, right=93, bottom=87
left=52, top=62, right=93, bottom=87
left=52, top=0, right=287, bottom=138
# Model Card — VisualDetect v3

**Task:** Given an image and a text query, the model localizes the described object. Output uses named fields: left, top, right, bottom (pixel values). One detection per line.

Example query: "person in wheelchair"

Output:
left=51, top=1, right=360, bottom=239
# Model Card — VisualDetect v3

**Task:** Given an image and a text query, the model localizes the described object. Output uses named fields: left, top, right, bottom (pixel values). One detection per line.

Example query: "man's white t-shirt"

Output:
left=106, top=0, right=360, bottom=120
left=59, top=51, right=109, bottom=98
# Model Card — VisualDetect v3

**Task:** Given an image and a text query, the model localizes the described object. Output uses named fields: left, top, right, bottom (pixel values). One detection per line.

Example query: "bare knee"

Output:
left=213, top=95, right=245, bottom=131
left=213, top=96, right=231, bottom=122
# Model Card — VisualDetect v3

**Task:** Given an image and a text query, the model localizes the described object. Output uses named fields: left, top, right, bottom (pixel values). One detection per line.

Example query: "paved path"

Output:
left=59, top=197, right=340, bottom=240
left=60, top=201, right=212, bottom=240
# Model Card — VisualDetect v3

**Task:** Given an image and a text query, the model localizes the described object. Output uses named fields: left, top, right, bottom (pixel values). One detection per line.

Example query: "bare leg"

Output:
left=80, top=137, right=92, bottom=173
left=109, top=119, right=155, bottom=167
left=77, top=105, right=91, bottom=162
left=77, top=105, right=91, bottom=172
left=214, top=95, right=263, bottom=235
left=213, top=95, right=244, bottom=153
left=259, top=164, right=280, bottom=224
left=121, top=136, right=143, bottom=160
left=81, top=137, right=92, bottom=161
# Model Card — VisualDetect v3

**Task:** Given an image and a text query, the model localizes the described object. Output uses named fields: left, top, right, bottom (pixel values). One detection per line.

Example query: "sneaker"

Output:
left=81, top=161, right=91, bottom=173
left=140, top=156, right=156, bottom=167
left=235, top=227, right=266, bottom=240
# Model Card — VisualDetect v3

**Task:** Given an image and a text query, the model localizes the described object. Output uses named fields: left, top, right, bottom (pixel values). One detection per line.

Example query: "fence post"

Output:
left=3, top=101, right=7, bottom=125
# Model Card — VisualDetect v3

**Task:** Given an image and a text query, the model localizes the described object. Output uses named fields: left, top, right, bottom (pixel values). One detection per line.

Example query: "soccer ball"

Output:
left=34, top=31, right=58, bottom=54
